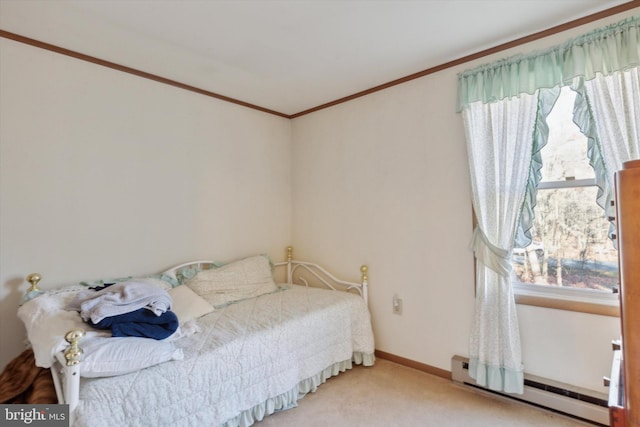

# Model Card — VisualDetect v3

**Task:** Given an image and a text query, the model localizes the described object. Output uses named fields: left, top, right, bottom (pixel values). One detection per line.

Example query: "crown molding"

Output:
left=2, top=1, right=638, bottom=119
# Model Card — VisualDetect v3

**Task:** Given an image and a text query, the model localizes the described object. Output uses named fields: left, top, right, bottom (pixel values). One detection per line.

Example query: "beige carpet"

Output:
left=255, top=358, right=595, bottom=427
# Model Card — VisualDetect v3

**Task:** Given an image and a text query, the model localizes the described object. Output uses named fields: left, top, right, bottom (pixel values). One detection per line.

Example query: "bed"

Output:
left=17, top=247, right=375, bottom=426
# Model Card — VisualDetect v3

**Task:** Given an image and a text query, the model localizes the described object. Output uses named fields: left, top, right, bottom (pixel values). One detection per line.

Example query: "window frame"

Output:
left=513, top=282, right=619, bottom=316
left=511, top=170, right=620, bottom=316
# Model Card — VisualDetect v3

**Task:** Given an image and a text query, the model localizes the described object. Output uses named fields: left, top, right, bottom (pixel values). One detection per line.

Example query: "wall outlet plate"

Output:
left=393, top=294, right=403, bottom=315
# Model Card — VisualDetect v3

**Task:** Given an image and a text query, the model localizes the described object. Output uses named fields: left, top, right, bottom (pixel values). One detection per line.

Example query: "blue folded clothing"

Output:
left=90, top=308, right=179, bottom=340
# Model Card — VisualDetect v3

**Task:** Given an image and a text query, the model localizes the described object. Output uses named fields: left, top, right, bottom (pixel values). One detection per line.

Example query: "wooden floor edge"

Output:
left=375, top=350, right=452, bottom=380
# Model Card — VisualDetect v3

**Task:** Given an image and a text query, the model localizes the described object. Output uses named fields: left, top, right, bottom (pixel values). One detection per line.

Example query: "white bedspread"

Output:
left=72, top=285, right=375, bottom=427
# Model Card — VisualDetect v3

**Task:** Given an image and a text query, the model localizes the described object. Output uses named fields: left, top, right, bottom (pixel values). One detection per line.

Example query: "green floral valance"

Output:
left=457, top=15, right=640, bottom=111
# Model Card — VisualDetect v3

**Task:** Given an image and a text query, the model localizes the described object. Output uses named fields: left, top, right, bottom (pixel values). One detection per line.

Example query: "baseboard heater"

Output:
left=451, top=355, right=609, bottom=426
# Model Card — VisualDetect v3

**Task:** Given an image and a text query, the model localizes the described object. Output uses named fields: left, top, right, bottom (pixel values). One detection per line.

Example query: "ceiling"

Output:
left=0, top=0, right=635, bottom=116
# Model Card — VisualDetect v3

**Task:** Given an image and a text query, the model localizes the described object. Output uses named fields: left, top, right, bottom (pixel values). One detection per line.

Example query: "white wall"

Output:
left=0, top=38, right=292, bottom=369
left=291, top=9, right=637, bottom=393
left=1, top=8, right=636, bottom=394
left=291, top=73, right=475, bottom=373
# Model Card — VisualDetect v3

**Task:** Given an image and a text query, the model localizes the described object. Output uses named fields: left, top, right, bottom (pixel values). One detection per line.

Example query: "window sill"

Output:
left=513, top=282, right=620, bottom=317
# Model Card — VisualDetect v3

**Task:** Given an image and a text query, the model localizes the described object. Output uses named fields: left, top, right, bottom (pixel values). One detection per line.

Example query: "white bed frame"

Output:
left=24, top=246, right=368, bottom=425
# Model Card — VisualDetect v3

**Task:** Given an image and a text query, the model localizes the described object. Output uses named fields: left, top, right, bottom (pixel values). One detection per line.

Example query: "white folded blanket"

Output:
left=67, top=280, right=172, bottom=324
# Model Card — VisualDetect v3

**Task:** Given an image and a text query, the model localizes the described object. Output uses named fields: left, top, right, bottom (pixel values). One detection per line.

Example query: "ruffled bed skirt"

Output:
left=223, top=352, right=375, bottom=427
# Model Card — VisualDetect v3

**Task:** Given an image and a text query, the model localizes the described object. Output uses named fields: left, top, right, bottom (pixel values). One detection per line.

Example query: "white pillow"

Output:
left=186, top=255, right=278, bottom=308
left=168, top=285, right=214, bottom=323
left=17, top=286, right=109, bottom=368
left=17, top=277, right=179, bottom=369
left=75, top=336, right=183, bottom=378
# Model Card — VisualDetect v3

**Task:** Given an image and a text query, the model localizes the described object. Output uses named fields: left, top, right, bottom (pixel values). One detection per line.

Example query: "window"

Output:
left=511, top=87, right=619, bottom=314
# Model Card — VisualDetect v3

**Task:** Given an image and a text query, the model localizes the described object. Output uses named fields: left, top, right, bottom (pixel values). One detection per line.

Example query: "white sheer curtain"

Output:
left=586, top=68, right=640, bottom=210
left=462, top=92, right=540, bottom=394
left=587, top=69, right=640, bottom=166
left=457, top=15, right=639, bottom=394
left=569, top=68, right=640, bottom=235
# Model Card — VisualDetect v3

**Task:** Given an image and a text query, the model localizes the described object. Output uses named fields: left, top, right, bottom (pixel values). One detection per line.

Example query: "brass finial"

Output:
left=64, top=329, right=85, bottom=366
left=360, top=265, right=368, bottom=282
left=26, top=273, right=42, bottom=293
left=287, top=246, right=293, bottom=261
